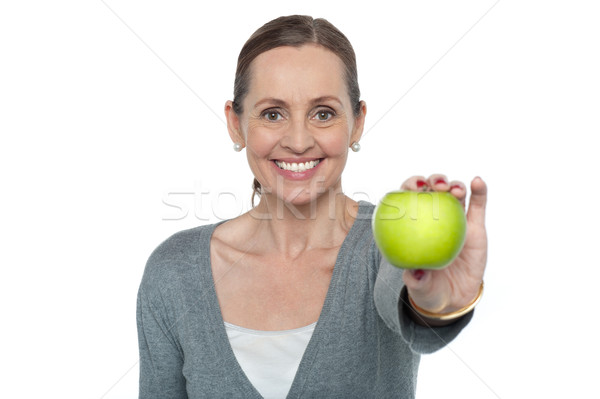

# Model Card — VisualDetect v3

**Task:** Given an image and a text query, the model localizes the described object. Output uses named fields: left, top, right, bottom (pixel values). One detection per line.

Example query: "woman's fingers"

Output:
left=400, top=175, right=428, bottom=191
left=466, top=177, right=488, bottom=226
left=448, top=180, right=467, bottom=208
left=427, top=173, right=449, bottom=190
left=399, top=174, right=468, bottom=209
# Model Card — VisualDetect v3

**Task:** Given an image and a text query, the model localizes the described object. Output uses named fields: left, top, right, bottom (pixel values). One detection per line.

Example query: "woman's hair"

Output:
left=231, top=15, right=361, bottom=206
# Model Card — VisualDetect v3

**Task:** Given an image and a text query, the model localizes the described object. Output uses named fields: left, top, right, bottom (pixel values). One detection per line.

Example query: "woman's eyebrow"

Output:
left=311, top=96, right=343, bottom=107
left=253, top=96, right=342, bottom=109
left=254, top=98, right=288, bottom=109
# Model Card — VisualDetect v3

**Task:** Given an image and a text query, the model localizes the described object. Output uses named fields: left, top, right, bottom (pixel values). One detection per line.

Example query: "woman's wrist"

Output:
left=401, top=282, right=484, bottom=327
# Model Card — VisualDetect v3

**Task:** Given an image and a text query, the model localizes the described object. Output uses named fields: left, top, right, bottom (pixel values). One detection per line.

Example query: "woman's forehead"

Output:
left=246, top=45, right=348, bottom=106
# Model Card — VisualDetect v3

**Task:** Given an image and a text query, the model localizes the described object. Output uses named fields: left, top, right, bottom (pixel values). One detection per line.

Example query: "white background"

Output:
left=1, top=1, right=598, bottom=398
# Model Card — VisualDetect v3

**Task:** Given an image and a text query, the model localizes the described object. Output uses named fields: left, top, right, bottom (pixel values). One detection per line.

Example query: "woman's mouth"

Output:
left=274, top=159, right=321, bottom=172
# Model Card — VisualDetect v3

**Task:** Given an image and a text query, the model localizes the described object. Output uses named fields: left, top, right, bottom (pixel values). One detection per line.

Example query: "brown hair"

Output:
left=231, top=15, right=361, bottom=206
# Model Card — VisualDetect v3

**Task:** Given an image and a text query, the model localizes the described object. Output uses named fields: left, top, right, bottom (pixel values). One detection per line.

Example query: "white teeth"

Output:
left=275, top=159, right=320, bottom=172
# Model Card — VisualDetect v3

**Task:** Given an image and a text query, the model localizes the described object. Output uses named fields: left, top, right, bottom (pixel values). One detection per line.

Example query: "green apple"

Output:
left=372, top=190, right=467, bottom=269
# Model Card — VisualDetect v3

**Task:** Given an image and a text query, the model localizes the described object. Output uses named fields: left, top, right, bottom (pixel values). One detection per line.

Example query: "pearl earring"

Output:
left=233, top=143, right=243, bottom=152
left=351, top=142, right=361, bottom=152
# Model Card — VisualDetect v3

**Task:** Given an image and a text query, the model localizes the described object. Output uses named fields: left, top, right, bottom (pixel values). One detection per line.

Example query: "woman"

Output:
left=137, top=15, right=488, bottom=399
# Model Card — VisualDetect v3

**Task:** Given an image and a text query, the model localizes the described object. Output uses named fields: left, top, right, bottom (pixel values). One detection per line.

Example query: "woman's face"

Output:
left=227, top=44, right=366, bottom=207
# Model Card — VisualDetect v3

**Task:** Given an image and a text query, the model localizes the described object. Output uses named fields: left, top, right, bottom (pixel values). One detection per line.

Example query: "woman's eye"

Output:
left=315, top=110, right=334, bottom=121
left=263, top=111, right=282, bottom=121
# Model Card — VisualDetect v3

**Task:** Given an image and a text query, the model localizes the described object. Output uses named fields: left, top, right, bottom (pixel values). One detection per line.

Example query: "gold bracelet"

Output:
left=408, top=281, right=484, bottom=321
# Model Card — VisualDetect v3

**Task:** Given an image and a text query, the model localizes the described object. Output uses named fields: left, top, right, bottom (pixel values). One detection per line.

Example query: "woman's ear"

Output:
left=350, top=100, right=367, bottom=145
left=224, top=100, right=245, bottom=148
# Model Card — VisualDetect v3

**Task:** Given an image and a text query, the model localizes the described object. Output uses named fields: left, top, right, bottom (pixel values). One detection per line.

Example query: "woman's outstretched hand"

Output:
left=400, top=174, right=488, bottom=315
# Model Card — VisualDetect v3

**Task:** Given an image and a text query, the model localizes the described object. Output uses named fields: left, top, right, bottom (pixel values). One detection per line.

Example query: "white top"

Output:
left=224, top=321, right=317, bottom=399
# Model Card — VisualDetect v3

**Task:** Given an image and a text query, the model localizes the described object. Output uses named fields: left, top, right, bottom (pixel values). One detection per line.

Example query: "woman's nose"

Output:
left=280, top=119, right=315, bottom=153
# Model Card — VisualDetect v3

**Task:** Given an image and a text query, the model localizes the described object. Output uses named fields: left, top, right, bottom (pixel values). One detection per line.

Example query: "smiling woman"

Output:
left=225, top=43, right=365, bottom=208
left=136, top=14, right=488, bottom=399
left=228, top=15, right=363, bottom=207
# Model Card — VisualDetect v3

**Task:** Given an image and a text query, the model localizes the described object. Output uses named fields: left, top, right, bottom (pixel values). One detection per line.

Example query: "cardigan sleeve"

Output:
left=373, top=256, right=473, bottom=354
left=137, top=260, right=188, bottom=399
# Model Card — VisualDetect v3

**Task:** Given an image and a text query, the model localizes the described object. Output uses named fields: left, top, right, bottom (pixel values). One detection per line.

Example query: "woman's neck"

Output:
left=247, top=190, right=359, bottom=259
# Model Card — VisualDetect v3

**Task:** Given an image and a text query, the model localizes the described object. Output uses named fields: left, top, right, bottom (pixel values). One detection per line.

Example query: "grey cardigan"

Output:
left=137, top=201, right=472, bottom=398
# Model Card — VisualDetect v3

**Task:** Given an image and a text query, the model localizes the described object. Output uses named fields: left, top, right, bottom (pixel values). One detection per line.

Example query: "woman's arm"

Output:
left=373, top=254, right=473, bottom=354
left=137, top=284, right=187, bottom=399
left=373, top=175, right=487, bottom=352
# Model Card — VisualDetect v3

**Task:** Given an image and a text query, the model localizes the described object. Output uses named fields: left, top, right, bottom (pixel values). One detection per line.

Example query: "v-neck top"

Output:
left=137, top=201, right=473, bottom=398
